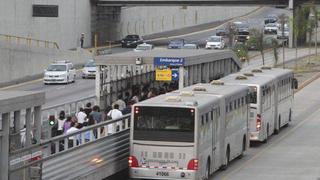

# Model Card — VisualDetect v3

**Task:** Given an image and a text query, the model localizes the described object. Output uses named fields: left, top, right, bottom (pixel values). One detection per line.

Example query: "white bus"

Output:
left=251, top=67, right=297, bottom=134
left=129, top=82, right=249, bottom=180
left=220, top=67, right=297, bottom=142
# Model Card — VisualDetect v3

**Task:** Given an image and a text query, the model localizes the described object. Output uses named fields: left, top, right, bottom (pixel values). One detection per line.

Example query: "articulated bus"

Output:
left=220, top=67, right=297, bottom=142
left=251, top=67, right=297, bottom=133
left=129, top=82, right=249, bottom=180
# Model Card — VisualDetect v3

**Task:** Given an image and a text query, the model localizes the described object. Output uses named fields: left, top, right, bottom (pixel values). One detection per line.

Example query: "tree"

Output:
left=278, top=14, right=288, bottom=68
left=233, top=43, right=248, bottom=63
left=271, top=38, right=279, bottom=67
left=226, top=22, right=236, bottom=48
left=250, top=28, right=266, bottom=65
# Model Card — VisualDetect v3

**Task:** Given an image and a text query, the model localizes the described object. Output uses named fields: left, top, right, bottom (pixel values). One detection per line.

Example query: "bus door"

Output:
left=211, top=107, right=218, bottom=170
left=272, top=84, right=278, bottom=131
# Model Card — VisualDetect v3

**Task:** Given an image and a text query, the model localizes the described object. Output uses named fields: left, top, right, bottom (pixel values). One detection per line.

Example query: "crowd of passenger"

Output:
left=50, top=82, right=178, bottom=148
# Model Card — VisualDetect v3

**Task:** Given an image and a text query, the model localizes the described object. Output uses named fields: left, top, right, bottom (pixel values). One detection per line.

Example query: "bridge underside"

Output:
left=94, top=0, right=311, bottom=7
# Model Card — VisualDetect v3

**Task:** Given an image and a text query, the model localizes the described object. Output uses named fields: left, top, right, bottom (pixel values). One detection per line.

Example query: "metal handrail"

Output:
left=0, top=34, right=59, bottom=49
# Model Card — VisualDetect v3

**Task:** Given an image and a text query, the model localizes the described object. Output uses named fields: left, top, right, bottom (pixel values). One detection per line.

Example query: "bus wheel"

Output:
left=274, top=119, right=280, bottom=135
left=204, top=159, right=210, bottom=180
left=239, top=136, right=246, bottom=159
left=220, top=147, right=230, bottom=170
left=262, top=125, right=269, bottom=144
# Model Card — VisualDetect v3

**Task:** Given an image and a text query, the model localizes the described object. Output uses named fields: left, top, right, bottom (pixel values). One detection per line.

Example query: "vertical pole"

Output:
left=25, top=108, right=32, bottom=147
left=289, top=0, right=294, bottom=48
left=283, top=40, right=285, bottom=68
left=14, top=111, right=21, bottom=149
left=94, top=34, right=98, bottom=55
left=1, top=113, right=10, bottom=180
left=34, top=106, right=41, bottom=143
left=178, top=66, right=184, bottom=90
left=96, top=65, right=102, bottom=109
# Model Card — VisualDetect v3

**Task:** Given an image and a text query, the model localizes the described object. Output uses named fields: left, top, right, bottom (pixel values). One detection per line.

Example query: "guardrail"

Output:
left=9, top=114, right=131, bottom=179
left=41, top=95, right=97, bottom=139
left=0, top=34, right=59, bottom=49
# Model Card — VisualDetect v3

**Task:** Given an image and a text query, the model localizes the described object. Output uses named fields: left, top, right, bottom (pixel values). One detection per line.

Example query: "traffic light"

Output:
left=49, top=115, right=55, bottom=126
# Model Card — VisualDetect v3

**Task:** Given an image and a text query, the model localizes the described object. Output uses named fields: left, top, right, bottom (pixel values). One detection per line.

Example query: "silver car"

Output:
left=82, top=60, right=96, bottom=79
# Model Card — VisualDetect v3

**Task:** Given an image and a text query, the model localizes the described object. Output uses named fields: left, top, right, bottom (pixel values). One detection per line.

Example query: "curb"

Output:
left=295, top=71, right=320, bottom=93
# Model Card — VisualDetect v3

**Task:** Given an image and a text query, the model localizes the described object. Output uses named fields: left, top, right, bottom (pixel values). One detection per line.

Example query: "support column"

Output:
left=14, top=111, right=21, bottom=149
left=1, top=113, right=10, bottom=180
left=25, top=108, right=32, bottom=147
left=289, top=0, right=294, bottom=48
left=96, top=65, right=101, bottom=108
left=34, top=106, right=41, bottom=143
left=178, top=66, right=184, bottom=90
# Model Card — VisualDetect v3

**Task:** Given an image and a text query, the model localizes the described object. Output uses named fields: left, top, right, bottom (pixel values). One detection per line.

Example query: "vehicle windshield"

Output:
left=136, top=45, right=151, bottom=50
left=234, top=22, right=249, bottom=29
left=208, top=37, right=220, bottom=42
left=182, top=44, right=197, bottom=49
left=266, top=24, right=277, bottom=27
left=133, top=107, right=195, bottom=142
left=47, top=65, right=66, bottom=71
left=170, top=40, right=184, bottom=44
left=125, top=35, right=139, bottom=39
left=84, top=61, right=95, bottom=67
left=249, top=86, right=257, bottom=104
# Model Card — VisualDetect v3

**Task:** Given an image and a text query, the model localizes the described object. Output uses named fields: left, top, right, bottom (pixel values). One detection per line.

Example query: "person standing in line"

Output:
left=122, top=100, right=134, bottom=115
left=76, top=107, right=87, bottom=128
left=106, top=104, right=123, bottom=135
left=63, top=116, right=73, bottom=134
left=90, top=105, right=102, bottom=124
left=112, top=94, right=126, bottom=111
left=84, top=102, right=92, bottom=117
left=124, top=92, right=131, bottom=105
left=66, top=122, right=80, bottom=148
left=57, top=111, right=66, bottom=135
left=80, top=33, right=84, bottom=48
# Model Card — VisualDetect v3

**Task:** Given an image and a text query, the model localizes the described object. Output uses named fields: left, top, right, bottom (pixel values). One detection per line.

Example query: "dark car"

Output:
left=121, top=35, right=143, bottom=48
left=264, top=15, right=278, bottom=24
left=168, top=39, right=185, bottom=49
left=235, top=28, right=250, bottom=43
left=216, top=28, right=229, bottom=37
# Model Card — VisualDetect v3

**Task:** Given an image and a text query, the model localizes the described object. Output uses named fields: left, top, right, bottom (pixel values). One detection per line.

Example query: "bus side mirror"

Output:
left=292, top=78, right=298, bottom=89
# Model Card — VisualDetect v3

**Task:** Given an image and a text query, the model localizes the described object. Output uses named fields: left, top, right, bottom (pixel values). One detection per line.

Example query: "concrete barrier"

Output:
left=0, top=41, right=93, bottom=87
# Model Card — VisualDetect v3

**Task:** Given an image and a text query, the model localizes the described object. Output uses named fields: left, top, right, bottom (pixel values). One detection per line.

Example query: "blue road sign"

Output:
left=171, top=69, right=179, bottom=81
left=154, top=57, right=185, bottom=66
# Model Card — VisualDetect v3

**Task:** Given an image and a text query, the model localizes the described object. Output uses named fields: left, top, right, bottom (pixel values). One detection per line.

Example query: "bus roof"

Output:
left=220, top=72, right=274, bottom=87
left=173, top=83, right=249, bottom=98
left=135, top=92, right=219, bottom=109
left=250, top=67, right=293, bottom=78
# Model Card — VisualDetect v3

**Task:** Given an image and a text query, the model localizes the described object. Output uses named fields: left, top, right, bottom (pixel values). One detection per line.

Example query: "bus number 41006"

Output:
left=156, top=171, right=169, bottom=176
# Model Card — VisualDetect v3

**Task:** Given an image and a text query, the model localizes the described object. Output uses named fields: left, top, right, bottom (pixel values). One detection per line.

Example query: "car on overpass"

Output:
left=133, top=43, right=154, bottom=52
left=182, top=43, right=200, bottom=49
left=121, top=34, right=144, bottom=48
left=264, top=15, right=278, bottom=25
left=44, top=60, right=76, bottom=84
left=264, top=23, right=278, bottom=34
left=167, top=39, right=185, bottom=49
left=81, top=59, right=96, bottom=79
left=205, top=36, right=225, bottom=49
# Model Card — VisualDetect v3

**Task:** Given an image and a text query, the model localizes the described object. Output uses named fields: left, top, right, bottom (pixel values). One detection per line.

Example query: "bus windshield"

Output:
left=249, top=86, right=257, bottom=104
left=133, top=107, right=195, bottom=142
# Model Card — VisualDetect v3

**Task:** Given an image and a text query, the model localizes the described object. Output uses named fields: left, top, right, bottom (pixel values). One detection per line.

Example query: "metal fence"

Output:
left=9, top=114, right=131, bottom=180
left=0, top=34, right=59, bottom=49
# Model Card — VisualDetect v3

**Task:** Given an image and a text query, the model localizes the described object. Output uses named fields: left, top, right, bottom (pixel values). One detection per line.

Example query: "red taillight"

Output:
left=256, top=114, right=261, bottom=131
left=128, top=156, right=139, bottom=167
left=187, top=159, right=198, bottom=170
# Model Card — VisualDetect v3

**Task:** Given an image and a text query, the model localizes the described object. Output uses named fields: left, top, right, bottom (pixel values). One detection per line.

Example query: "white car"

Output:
left=205, top=36, right=225, bottom=49
left=133, top=43, right=153, bottom=52
left=82, top=60, right=96, bottom=79
left=43, top=60, right=76, bottom=84
left=264, top=23, right=278, bottom=34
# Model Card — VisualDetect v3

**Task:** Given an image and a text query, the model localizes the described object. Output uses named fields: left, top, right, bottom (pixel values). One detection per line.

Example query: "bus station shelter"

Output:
left=95, top=49, right=241, bottom=108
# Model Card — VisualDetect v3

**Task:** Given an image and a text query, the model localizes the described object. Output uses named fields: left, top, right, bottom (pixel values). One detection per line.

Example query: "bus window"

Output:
left=292, top=78, right=298, bottom=89
left=249, top=86, right=257, bottom=104
left=133, top=107, right=195, bottom=142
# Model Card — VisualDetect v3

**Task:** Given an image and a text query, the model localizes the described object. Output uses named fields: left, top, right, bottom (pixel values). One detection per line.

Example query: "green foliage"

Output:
left=233, top=43, right=248, bottom=61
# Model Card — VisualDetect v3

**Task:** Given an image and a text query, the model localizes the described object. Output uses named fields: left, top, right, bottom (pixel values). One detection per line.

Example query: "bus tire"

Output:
left=220, top=146, right=230, bottom=171
left=262, top=124, right=269, bottom=144
left=204, top=158, right=211, bottom=180
left=274, top=119, right=280, bottom=135
left=238, top=135, right=246, bottom=159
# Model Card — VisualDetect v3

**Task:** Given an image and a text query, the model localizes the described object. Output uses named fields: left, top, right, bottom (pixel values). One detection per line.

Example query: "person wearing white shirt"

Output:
left=66, top=122, right=79, bottom=148
left=57, top=111, right=66, bottom=135
left=76, top=107, right=87, bottom=128
left=106, top=104, right=123, bottom=135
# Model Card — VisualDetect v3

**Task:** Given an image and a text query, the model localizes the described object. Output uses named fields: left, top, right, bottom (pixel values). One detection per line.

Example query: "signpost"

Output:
left=154, top=57, right=185, bottom=89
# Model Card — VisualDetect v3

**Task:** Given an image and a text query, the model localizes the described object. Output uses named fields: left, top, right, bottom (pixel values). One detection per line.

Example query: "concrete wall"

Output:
left=0, top=0, right=92, bottom=50
left=116, top=6, right=260, bottom=39
left=0, top=41, right=93, bottom=87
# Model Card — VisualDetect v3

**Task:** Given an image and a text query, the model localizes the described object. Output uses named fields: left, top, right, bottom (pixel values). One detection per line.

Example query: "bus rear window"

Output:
left=249, top=86, right=257, bottom=104
left=133, top=107, right=195, bottom=142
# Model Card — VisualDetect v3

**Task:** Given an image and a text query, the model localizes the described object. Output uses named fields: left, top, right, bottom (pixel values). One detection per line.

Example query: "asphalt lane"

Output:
left=2, top=7, right=293, bottom=108
left=210, top=78, right=320, bottom=180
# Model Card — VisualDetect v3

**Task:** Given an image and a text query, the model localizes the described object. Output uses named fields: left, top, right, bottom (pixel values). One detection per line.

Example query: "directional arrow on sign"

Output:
left=172, top=73, right=178, bottom=78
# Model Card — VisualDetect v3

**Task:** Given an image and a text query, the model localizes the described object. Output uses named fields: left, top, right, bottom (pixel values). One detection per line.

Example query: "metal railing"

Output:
left=0, top=34, right=59, bottom=49
left=9, top=114, right=131, bottom=179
